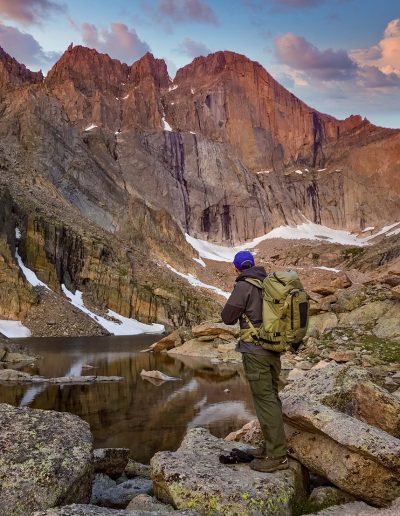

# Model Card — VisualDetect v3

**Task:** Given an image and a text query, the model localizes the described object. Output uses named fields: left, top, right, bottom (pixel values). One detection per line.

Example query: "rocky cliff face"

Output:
left=0, top=44, right=398, bottom=328
left=0, top=47, right=43, bottom=92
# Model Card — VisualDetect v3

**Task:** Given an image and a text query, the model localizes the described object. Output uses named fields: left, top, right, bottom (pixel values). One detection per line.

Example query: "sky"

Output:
left=0, top=0, right=399, bottom=128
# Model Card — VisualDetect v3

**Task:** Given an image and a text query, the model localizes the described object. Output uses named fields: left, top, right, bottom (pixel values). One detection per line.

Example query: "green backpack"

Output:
left=240, top=270, right=309, bottom=352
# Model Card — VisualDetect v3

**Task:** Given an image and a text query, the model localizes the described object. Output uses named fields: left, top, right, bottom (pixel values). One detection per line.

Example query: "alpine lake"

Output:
left=0, top=335, right=255, bottom=463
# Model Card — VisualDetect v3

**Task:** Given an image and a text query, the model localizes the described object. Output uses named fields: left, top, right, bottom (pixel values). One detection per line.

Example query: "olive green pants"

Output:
left=242, top=352, right=287, bottom=458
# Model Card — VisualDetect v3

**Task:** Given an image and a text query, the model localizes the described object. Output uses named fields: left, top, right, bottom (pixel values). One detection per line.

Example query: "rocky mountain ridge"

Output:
left=0, top=44, right=399, bottom=329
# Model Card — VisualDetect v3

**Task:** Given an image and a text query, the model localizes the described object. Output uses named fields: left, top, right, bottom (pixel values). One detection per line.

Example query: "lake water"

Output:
left=0, top=335, right=255, bottom=463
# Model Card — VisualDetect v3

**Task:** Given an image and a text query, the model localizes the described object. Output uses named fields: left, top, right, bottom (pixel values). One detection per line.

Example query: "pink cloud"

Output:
left=0, top=0, right=65, bottom=25
left=275, top=33, right=356, bottom=81
left=157, top=0, right=217, bottom=24
left=351, top=18, right=400, bottom=76
left=0, top=22, right=59, bottom=70
left=176, top=37, right=211, bottom=58
left=81, top=23, right=150, bottom=64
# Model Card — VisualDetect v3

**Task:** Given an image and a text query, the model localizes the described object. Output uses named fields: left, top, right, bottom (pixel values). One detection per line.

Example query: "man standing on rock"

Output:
left=221, top=250, right=288, bottom=473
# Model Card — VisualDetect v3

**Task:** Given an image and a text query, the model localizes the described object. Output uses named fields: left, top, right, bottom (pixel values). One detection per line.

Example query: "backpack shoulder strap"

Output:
left=243, top=278, right=264, bottom=289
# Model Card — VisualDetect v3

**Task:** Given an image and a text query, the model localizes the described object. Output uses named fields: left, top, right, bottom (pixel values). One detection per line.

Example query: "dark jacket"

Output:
left=221, top=265, right=273, bottom=355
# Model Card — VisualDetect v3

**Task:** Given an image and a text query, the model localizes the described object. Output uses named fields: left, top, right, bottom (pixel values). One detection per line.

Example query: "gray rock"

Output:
left=125, top=460, right=151, bottom=479
left=308, top=486, right=356, bottom=511
left=309, top=497, right=400, bottom=515
left=94, top=448, right=130, bottom=478
left=91, top=474, right=153, bottom=509
left=280, top=365, right=400, bottom=506
left=151, top=427, right=307, bottom=515
left=307, top=313, right=338, bottom=337
left=0, top=403, right=93, bottom=514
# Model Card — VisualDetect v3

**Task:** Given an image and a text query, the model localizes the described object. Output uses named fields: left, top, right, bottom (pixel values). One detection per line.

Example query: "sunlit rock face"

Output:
left=0, top=44, right=399, bottom=324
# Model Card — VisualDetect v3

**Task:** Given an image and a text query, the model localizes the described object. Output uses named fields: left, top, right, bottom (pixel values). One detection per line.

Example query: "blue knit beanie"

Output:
left=233, top=250, right=255, bottom=270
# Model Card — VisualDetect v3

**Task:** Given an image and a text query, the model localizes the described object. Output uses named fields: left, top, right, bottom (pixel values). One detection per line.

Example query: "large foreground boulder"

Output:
left=228, top=365, right=400, bottom=507
left=150, top=427, right=307, bottom=515
left=0, top=403, right=93, bottom=514
left=281, top=366, right=400, bottom=507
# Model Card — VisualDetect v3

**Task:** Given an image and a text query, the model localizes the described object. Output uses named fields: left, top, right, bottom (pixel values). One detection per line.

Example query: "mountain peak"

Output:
left=130, top=52, right=169, bottom=88
left=45, top=44, right=129, bottom=94
left=0, top=46, right=43, bottom=91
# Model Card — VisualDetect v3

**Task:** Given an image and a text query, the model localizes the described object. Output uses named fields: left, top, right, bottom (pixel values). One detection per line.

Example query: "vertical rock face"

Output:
left=170, top=51, right=340, bottom=170
left=0, top=44, right=399, bottom=326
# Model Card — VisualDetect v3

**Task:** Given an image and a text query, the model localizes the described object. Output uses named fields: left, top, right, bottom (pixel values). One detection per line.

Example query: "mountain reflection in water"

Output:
left=0, top=335, right=255, bottom=463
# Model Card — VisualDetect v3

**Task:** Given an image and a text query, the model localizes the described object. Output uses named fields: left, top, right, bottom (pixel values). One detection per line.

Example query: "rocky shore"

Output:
left=1, top=276, right=400, bottom=515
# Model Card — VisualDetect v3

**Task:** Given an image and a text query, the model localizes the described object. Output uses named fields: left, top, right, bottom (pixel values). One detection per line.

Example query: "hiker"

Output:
left=221, top=250, right=288, bottom=473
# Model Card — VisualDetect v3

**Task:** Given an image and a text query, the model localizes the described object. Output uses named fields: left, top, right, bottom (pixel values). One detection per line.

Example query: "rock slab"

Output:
left=150, top=427, right=307, bottom=515
left=0, top=403, right=93, bottom=515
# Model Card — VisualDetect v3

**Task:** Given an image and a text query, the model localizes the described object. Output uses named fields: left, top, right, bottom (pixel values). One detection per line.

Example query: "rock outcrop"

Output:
left=228, top=365, right=400, bottom=507
left=151, top=427, right=307, bottom=514
left=0, top=403, right=93, bottom=514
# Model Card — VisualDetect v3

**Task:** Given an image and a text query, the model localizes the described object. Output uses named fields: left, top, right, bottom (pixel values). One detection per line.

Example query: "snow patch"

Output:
left=15, top=249, right=50, bottom=289
left=317, top=168, right=327, bottom=172
left=362, top=226, right=375, bottom=232
left=165, top=264, right=229, bottom=299
left=122, top=94, right=129, bottom=100
left=304, top=168, right=309, bottom=172
left=169, top=84, right=178, bottom=91
left=313, top=266, right=341, bottom=273
left=15, top=228, right=21, bottom=240
left=0, top=320, right=31, bottom=338
left=190, top=88, right=195, bottom=94
left=162, top=116, right=173, bottom=132
left=193, top=257, right=206, bottom=267
left=84, top=124, right=97, bottom=131
left=295, top=170, right=303, bottom=175
left=256, top=170, right=270, bottom=175
left=61, top=285, right=165, bottom=335
left=190, top=131, right=196, bottom=135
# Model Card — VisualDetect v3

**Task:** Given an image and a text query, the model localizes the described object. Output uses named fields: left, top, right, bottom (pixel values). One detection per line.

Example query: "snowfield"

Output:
left=186, top=222, right=400, bottom=264
left=61, top=285, right=165, bottom=336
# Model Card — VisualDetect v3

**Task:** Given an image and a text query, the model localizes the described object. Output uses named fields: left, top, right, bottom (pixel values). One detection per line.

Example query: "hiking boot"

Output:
left=244, top=444, right=265, bottom=459
left=250, top=455, right=289, bottom=473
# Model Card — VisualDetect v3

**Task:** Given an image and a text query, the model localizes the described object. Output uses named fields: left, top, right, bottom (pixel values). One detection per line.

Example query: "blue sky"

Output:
left=1, top=0, right=399, bottom=127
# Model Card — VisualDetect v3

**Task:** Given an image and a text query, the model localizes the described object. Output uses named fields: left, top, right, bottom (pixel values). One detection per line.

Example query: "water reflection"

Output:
left=0, top=335, right=255, bottom=463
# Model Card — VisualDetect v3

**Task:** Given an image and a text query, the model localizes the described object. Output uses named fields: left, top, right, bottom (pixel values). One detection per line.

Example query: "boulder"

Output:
left=151, top=427, right=307, bottom=515
left=2, top=351, right=36, bottom=362
left=311, top=286, right=337, bottom=297
left=307, top=486, right=356, bottom=512
left=281, top=365, right=400, bottom=506
left=328, top=350, right=356, bottom=363
left=91, top=474, right=152, bottom=508
left=168, top=338, right=241, bottom=362
left=0, top=403, right=93, bottom=514
left=140, top=370, right=180, bottom=381
left=191, top=321, right=239, bottom=338
left=126, top=493, right=175, bottom=513
left=150, top=330, right=182, bottom=352
left=338, top=300, right=392, bottom=327
left=330, top=273, right=352, bottom=290
left=308, top=498, right=400, bottom=515
left=391, top=285, right=400, bottom=299
left=125, top=460, right=150, bottom=479
left=307, top=313, right=338, bottom=336
left=93, top=448, right=130, bottom=478
left=373, top=303, right=400, bottom=341
left=225, top=419, right=263, bottom=447
left=287, top=368, right=307, bottom=381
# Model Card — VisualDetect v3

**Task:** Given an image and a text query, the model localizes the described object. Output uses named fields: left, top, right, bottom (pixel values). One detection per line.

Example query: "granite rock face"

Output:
left=150, top=427, right=307, bottom=515
left=0, top=43, right=399, bottom=328
left=0, top=403, right=93, bottom=515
